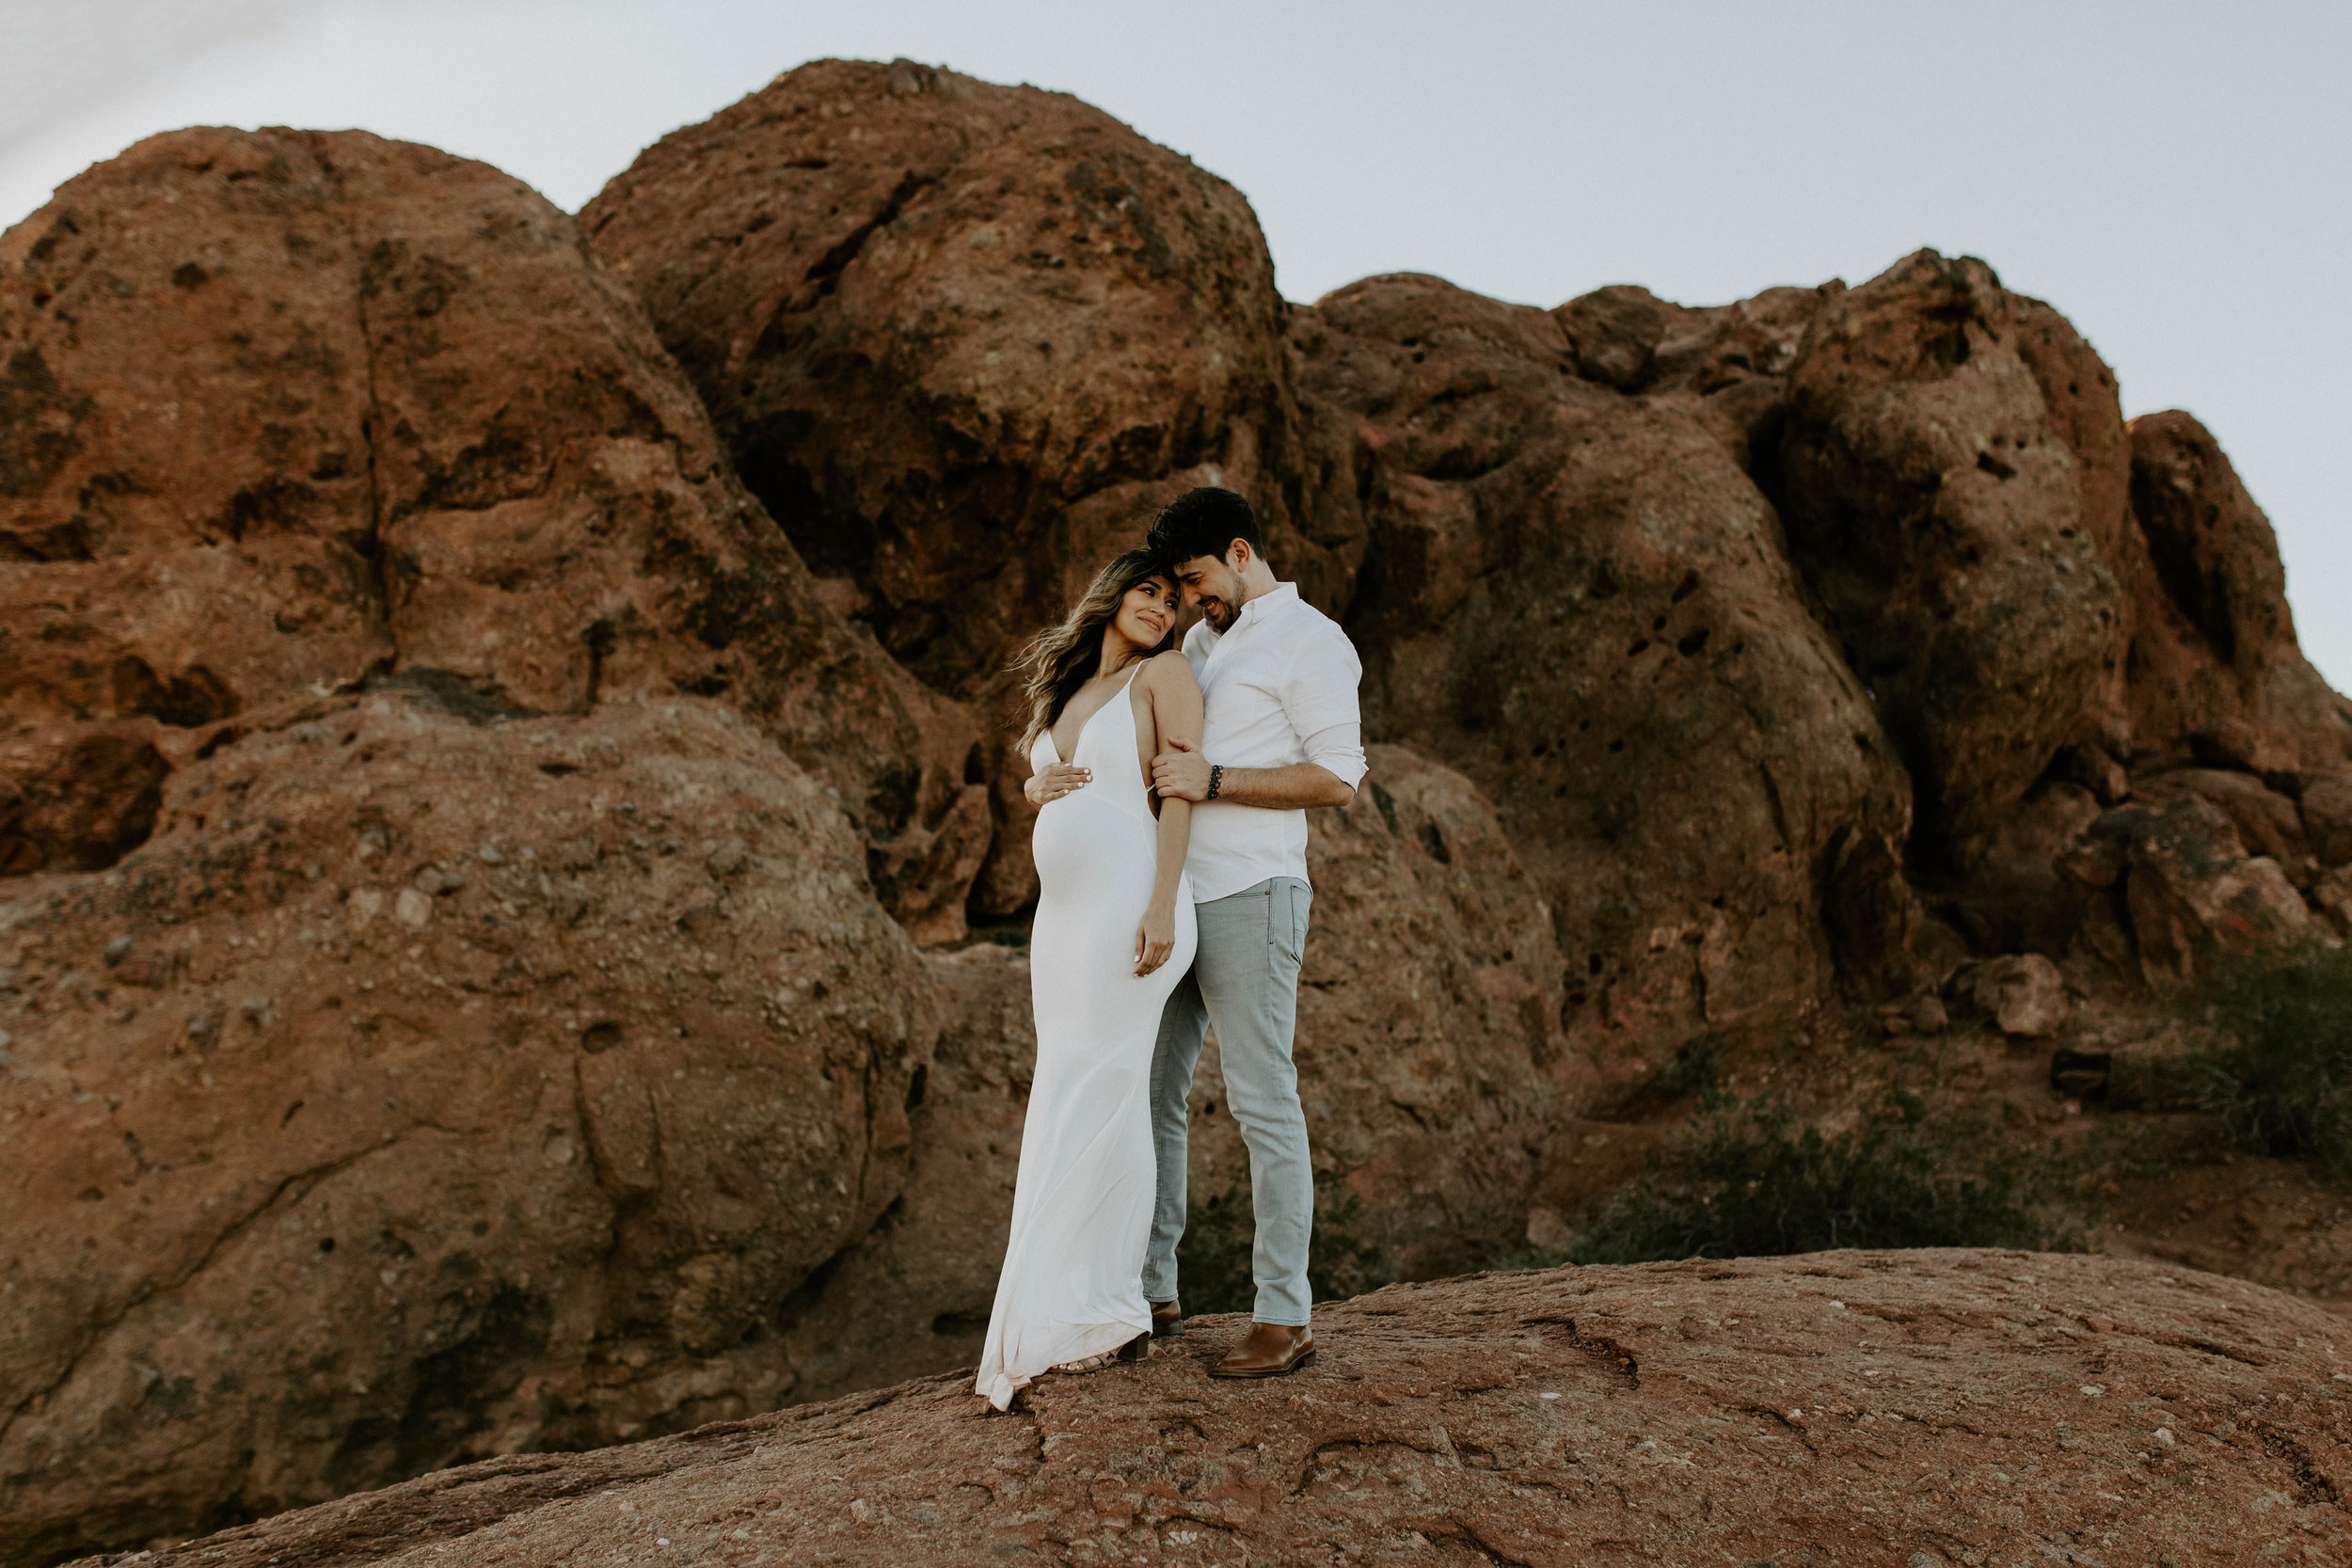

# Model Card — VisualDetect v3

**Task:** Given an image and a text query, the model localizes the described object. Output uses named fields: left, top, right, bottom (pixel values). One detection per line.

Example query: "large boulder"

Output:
left=580, top=57, right=1370, bottom=922
left=1295, top=273, right=1928, bottom=1097
left=2062, top=792, right=2312, bottom=986
left=1772, top=250, right=2126, bottom=857
left=767, top=943, right=1034, bottom=1405
left=580, top=58, right=1361, bottom=704
left=0, top=124, right=1020, bottom=1560
left=2119, top=410, right=2352, bottom=772
left=0, top=124, right=979, bottom=937
left=0, top=694, right=935, bottom=1563
left=103, top=1252, right=2352, bottom=1566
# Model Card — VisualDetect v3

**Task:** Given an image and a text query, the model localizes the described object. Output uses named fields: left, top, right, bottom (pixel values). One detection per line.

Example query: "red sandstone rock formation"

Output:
left=0, top=123, right=977, bottom=936
left=89, top=1252, right=2352, bottom=1567
left=580, top=59, right=1359, bottom=705
left=579, top=58, right=1363, bottom=917
left=1295, top=271, right=1940, bottom=1097
left=0, top=126, right=970, bottom=1560
left=1773, top=252, right=2128, bottom=856
left=0, top=693, right=936, bottom=1565
left=9, top=56, right=2352, bottom=1565
left=2122, top=409, right=2350, bottom=774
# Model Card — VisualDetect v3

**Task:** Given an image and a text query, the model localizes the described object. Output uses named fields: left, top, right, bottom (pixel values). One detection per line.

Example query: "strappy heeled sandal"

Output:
left=1047, top=1331, right=1153, bottom=1377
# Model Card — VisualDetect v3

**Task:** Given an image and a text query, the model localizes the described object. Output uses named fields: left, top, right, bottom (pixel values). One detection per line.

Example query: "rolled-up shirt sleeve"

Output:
left=1284, top=627, right=1369, bottom=790
left=1301, top=721, right=1368, bottom=790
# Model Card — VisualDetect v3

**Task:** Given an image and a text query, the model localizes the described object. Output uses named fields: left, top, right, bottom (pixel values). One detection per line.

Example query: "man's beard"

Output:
left=1202, top=599, right=1236, bottom=633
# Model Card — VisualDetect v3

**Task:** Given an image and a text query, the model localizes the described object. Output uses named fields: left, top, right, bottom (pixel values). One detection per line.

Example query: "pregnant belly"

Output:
left=1031, top=792, right=1157, bottom=905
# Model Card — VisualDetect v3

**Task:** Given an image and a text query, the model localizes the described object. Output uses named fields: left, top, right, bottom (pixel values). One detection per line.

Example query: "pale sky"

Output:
left=4, top=0, right=2345, bottom=692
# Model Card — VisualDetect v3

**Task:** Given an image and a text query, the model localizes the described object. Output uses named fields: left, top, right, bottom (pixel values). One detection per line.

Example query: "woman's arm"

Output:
left=1135, top=651, right=1204, bottom=975
left=1151, top=630, right=1364, bottom=808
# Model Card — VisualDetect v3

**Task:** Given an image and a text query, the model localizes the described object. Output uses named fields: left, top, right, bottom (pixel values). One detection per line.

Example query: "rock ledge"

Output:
left=103, top=1250, right=2352, bottom=1566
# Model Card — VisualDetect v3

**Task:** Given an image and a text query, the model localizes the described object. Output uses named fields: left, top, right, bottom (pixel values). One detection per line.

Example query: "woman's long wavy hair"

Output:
left=1011, top=549, right=1177, bottom=753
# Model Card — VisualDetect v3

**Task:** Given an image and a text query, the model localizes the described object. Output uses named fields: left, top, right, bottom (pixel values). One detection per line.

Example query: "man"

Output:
left=1141, top=485, right=1365, bottom=1378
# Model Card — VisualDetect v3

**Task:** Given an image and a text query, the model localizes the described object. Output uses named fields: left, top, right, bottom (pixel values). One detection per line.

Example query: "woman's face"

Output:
left=1111, top=575, right=1179, bottom=651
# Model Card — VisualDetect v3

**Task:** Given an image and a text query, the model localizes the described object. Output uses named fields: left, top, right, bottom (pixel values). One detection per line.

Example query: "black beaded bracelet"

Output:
left=1207, top=764, right=1224, bottom=801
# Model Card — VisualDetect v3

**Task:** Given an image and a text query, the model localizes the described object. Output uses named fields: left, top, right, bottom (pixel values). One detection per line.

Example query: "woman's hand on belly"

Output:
left=1025, top=762, right=1090, bottom=806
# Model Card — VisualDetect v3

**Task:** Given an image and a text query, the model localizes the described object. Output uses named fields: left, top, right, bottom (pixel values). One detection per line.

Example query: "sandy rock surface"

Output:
left=100, top=1251, right=2352, bottom=1567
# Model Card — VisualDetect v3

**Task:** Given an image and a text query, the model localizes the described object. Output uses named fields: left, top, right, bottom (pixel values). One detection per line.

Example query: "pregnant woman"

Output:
left=975, top=549, right=1204, bottom=1411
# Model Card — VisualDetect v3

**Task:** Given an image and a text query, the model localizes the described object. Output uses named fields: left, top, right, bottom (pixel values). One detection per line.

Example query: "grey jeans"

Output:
left=1141, top=877, right=1314, bottom=1325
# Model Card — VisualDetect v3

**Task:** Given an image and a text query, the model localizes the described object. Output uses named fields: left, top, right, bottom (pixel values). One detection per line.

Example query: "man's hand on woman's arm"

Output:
left=1150, top=738, right=1354, bottom=810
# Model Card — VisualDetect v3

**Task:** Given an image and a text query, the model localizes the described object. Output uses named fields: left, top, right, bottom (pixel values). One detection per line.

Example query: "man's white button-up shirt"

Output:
left=1180, top=581, right=1369, bottom=904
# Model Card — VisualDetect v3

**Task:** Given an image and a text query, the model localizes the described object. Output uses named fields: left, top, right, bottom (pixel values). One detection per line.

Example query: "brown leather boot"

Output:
left=1150, top=1298, right=1184, bottom=1338
left=1209, top=1321, right=1315, bottom=1378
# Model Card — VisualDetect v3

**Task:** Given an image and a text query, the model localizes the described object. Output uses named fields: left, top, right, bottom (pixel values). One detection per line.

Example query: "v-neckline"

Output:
left=1046, top=663, right=1142, bottom=766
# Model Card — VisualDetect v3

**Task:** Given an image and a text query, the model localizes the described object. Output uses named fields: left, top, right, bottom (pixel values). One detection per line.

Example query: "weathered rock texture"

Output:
left=581, top=57, right=1359, bottom=705
left=96, top=1252, right=2352, bottom=1567
left=1295, top=273, right=1935, bottom=1097
left=0, top=125, right=970, bottom=1560
left=1773, top=251, right=2127, bottom=855
left=0, top=692, right=935, bottom=1565
left=764, top=943, right=1035, bottom=1406
left=0, top=123, right=977, bottom=936
left=9, top=55, right=2352, bottom=1566
left=580, top=58, right=1363, bottom=918
left=2121, top=411, right=2349, bottom=776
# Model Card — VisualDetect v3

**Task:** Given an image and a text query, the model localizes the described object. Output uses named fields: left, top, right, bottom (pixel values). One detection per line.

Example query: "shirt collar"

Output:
left=1228, top=580, right=1298, bottom=636
left=1193, top=579, right=1300, bottom=654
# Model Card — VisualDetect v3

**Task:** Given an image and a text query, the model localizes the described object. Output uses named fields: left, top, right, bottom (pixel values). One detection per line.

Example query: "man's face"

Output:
left=1170, top=546, right=1249, bottom=633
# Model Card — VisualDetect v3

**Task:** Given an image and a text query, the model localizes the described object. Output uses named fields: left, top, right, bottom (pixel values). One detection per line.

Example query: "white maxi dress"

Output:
left=975, top=668, right=1197, bottom=1410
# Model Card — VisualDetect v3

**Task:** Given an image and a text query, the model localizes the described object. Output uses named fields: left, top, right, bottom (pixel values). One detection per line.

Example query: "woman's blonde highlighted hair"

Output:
left=1010, top=549, right=1176, bottom=753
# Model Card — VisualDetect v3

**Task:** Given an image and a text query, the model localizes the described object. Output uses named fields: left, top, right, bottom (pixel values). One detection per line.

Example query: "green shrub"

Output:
left=1562, top=1091, right=2046, bottom=1264
left=1658, top=1033, right=1724, bottom=1098
left=2193, top=942, right=2352, bottom=1180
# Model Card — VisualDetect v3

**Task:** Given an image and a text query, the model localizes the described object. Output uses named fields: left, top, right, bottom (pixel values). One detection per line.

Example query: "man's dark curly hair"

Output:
left=1146, top=486, right=1264, bottom=570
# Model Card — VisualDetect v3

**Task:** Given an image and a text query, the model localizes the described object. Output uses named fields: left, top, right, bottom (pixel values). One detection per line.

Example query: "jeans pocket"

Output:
left=1270, top=880, right=1309, bottom=967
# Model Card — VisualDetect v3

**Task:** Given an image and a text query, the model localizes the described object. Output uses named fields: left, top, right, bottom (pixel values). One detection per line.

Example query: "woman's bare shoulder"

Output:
left=1144, top=647, right=1198, bottom=686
